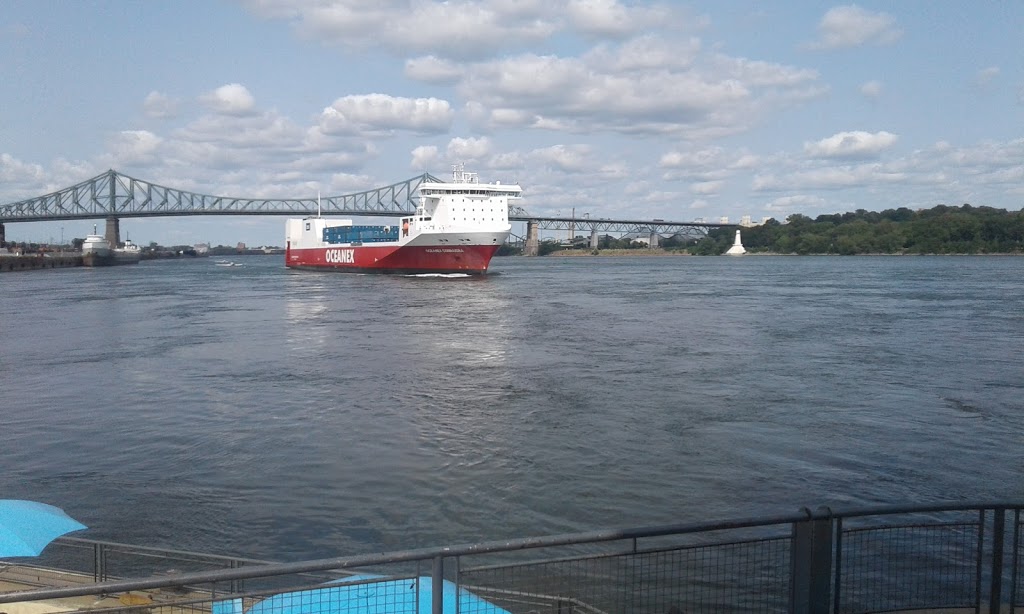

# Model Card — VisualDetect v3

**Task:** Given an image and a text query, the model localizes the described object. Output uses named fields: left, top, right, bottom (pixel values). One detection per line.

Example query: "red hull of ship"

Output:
left=286, top=243, right=500, bottom=274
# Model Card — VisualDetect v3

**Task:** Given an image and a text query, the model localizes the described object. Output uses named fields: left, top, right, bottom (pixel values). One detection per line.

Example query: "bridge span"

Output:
left=0, top=169, right=732, bottom=253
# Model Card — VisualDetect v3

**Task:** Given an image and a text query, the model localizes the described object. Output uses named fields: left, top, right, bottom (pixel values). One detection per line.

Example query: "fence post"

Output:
left=432, top=555, right=445, bottom=614
left=990, top=508, right=1005, bottom=614
left=791, top=507, right=834, bottom=614
left=92, top=542, right=106, bottom=582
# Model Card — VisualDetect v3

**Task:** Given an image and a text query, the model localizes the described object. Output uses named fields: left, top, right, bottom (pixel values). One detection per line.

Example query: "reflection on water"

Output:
left=1, top=255, right=1023, bottom=561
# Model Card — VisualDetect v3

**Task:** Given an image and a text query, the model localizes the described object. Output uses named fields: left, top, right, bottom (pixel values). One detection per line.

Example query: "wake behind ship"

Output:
left=285, top=166, right=520, bottom=274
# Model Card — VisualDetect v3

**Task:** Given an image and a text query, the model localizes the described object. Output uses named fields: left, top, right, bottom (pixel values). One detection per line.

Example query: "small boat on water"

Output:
left=285, top=164, right=520, bottom=275
left=215, top=260, right=241, bottom=267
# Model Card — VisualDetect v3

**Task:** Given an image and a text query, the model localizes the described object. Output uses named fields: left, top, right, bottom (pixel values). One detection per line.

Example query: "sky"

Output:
left=1, top=1, right=1022, bottom=247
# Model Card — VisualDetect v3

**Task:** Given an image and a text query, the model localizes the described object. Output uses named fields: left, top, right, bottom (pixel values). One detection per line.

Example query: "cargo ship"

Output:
left=81, top=227, right=142, bottom=267
left=285, top=166, right=520, bottom=274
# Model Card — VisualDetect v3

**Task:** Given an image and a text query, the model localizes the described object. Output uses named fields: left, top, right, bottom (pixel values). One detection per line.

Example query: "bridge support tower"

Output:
left=648, top=230, right=659, bottom=248
left=524, top=220, right=539, bottom=256
left=0, top=223, right=5, bottom=247
left=590, top=228, right=599, bottom=249
left=105, top=217, right=120, bottom=247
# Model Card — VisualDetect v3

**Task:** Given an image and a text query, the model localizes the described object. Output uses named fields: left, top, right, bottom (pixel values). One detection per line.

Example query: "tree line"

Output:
left=691, top=204, right=1024, bottom=255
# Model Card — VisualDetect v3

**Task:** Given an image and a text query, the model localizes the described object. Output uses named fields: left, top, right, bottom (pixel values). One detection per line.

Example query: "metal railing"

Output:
left=1, top=502, right=1021, bottom=613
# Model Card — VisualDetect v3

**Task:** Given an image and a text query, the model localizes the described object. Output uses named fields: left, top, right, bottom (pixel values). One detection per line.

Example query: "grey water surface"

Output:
left=2, top=254, right=1022, bottom=561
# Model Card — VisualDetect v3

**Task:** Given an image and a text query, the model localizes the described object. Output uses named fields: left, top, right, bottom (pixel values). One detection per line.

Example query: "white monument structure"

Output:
left=725, top=229, right=746, bottom=255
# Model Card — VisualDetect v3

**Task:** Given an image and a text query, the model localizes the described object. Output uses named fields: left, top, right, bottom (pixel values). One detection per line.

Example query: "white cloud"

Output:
left=319, top=94, right=454, bottom=135
left=753, top=164, right=906, bottom=192
left=690, top=180, right=723, bottom=195
left=410, top=145, right=440, bottom=171
left=764, top=194, right=827, bottom=211
left=804, top=130, right=898, bottom=159
left=565, top=0, right=673, bottom=38
left=0, top=153, right=45, bottom=183
left=405, top=56, right=463, bottom=85
left=659, top=147, right=758, bottom=182
left=247, top=0, right=557, bottom=59
left=200, top=84, right=257, bottom=116
left=107, top=130, right=163, bottom=166
left=583, top=35, right=701, bottom=72
left=143, top=91, right=179, bottom=119
left=860, top=80, right=883, bottom=99
left=810, top=5, right=902, bottom=50
left=458, top=45, right=820, bottom=136
left=976, top=66, right=1000, bottom=86
left=529, top=144, right=593, bottom=172
left=446, top=137, right=492, bottom=162
left=243, top=0, right=688, bottom=59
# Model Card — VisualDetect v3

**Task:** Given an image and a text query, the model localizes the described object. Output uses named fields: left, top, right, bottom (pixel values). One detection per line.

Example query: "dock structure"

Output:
left=0, top=254, right=81, bottom=272
left=2, top=502, right=1023, bottom=614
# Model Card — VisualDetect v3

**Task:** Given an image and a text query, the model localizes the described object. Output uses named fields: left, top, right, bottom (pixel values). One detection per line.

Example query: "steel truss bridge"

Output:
left=0, top=169, right=730, bottom=239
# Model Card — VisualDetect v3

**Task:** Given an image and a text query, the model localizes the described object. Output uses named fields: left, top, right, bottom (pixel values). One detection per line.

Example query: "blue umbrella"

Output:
left=227, top=574, right=512, bottom=614
left=0, top=500, right=87, bottom=557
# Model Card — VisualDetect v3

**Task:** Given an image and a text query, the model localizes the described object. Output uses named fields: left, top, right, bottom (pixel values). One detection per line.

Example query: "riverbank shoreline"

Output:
left=531, top=249, right=1023, bottom=257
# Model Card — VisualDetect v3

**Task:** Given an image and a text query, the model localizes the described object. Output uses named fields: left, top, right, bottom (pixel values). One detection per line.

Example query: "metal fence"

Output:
left=1, top=502, right=1021, bottom=614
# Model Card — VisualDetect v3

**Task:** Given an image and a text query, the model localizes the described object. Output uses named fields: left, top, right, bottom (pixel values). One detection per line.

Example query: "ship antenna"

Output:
left=317, top=191, right=322, bottom=218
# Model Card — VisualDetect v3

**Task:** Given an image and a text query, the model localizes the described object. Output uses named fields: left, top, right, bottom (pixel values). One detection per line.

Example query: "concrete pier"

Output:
left=105, top=216, right=120, bottom=247
left=524, top=220, right=540, bottom=256
left=590, top=228, right=599, bottom=249
left=648, top=231, right=659, bottom=248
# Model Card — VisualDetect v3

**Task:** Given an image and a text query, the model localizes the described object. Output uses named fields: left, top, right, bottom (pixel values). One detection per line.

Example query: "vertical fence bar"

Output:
left=809, top=508, right=834, bottom=614
left=92, top=542, right=106, bottom=582
left=791, top=512, right=813, bottom=614
left=229, top=558, right=239, bottom=595
left=975, top=509, right=985, bottom=614
left=989, top=508, right=1005, bottom=614
left=1010, top=509, right=1020, bottom=611
left=432, top=556, right=444, bottom=614
left=791, top=508, right=833, bottom=614
left=833, top=516, right=844, bottom=614
left=454, top=556, right=461, bottom=614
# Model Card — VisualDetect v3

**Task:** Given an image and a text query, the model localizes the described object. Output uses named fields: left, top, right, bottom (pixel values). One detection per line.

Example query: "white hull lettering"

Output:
left=325, top=249, right=355, bottom=264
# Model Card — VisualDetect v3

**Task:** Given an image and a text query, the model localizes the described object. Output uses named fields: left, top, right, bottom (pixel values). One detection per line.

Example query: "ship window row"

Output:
left=421, top=189, right=518, bottom=196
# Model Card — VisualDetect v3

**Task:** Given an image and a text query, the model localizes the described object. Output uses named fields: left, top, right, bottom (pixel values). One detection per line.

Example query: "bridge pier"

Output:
left=648, top=230, right=659, bottom=248
left=590, top=228, right=598, bottom=249
left=524, top=220, right=539, bottom=256
left=0, top=222, right=5, bottom=247
left=104, top=217, right=120, bottom=247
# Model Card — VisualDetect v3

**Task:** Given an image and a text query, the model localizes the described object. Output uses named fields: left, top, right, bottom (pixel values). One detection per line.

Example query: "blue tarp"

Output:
left=0, top=499, right=87, bottom=557
left=222, top=574, right=511, bottom=614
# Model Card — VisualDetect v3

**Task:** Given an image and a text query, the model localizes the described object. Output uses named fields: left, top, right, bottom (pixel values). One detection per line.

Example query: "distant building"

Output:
left=740, top=215, right=753, bottom=227
left=236, top=242, right=246, bottom=251
left=194, top=243, right=210, bottom=254
left=719, top=216, right=729, bottom=224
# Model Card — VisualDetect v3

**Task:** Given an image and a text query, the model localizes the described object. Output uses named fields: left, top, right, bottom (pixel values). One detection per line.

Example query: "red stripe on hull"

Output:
left=286, top=244, right=500, bottom=274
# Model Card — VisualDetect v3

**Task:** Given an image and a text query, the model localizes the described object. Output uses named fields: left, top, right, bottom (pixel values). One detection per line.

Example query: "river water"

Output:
left=2, top=255, right=1022, bottom=562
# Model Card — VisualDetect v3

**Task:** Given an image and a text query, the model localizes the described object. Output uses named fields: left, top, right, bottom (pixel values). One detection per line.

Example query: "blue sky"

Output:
left=2, top=1, right=1022, bottom=247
